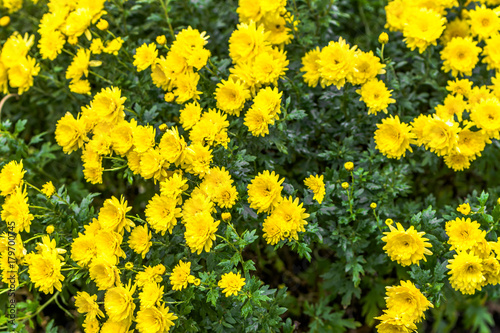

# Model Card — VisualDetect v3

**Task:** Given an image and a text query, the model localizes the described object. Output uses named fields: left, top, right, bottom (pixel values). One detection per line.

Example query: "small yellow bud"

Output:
left=378, top=32, right=389, bottom=45
left=341, top=182, right=349, bottom=190
left=156, top=35, right=167, bottom=45
left=193, top=278, right=201, bottom=286
left=41, top=181, right=56, bottom=198
left=344, top=162, right=354, bottom=171
left=385, top=218, right=394, bottom=226
left=159, top=124, right=168, bottom=132
left=97, top=19, right=109, bottom=31
left=370, top=202, right=377, bottom=209
left=222, top=212, right=231, bottom=222
left=457, top=203, right=471, bottom=215
left=497, top=198, right=500, bottom=205
left=46, top=225, right=54, bottom=234
left=125, top=262, right=134, bottom=270
left=0, top=16, right=10, bottom=27
left=164, top=92, right=175, bottom=102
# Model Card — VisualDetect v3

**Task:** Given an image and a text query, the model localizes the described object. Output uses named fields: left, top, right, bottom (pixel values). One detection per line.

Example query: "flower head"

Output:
left=247, top=170, right=284, bottom=213
left=447, top=251, right=485, bottom=295
left=374, top=115, right=415, bottom=159
left=104, top=282, right=136, bottom=322
left=385, top=280, right=434, bottom=323
left=134, top=43, right=158, bottom=72
left=170, top=260, right=195, bottom=291
left=98, top=196, right=134, bottom=234
left=218, top=271, right=245, bottom=297
left=303, top=174, right=325, bottom=204
left=382, top=222, right=433, bottom=266
left=0, top=160, right=25, bottom=196
left=445, top=217, right=485, bottom=252
left=136, top=304, right=178, bottom=333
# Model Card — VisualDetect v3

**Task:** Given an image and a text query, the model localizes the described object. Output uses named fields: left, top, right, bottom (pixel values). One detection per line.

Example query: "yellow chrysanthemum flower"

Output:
left=382, top=222, right=433, bottom=266
left=55, top=112, right=88, bottom=154
left=349, top=51, right=386, bottom=86
left=104, top=282, right=136, bottom=322
left=375, top=308, right=417, bottom=333
left=300, top=47, right=321, bottom=88
left=447, top=251, right=485, bottom=295
left=98, top=196, right=133, bottom=234
left=444, top=151, right=473, bottom=171
left=0, top=160, right=25, bottom=196
left=304, top=174, right=326, bottom=204
left=317, top=37, right=357, bottom=89
left=7, top=55, right=40, bottom=95
left=374, top=115, right=416, bottom=159
left=215, top=78, right=250, bottom=116
left=446, top=78, right=473, bottom=98
left=229, top=21, right=269, bottom=64
left=271, top=196, right=309, bottom=240
left=134, top=43, right=158, bottom=72
left=135, top=304, right=178, bottom=333
left=445, top=217, right=485, bottom=252
left=184, top=211, right=220, bottom=254
left=145, top=194, right=182, bottom=235
left=468, top=5, right=500, bottom=41
left=91, top=86, right=127, bottom=125
left=218, top=271, right=245, bottom=297
left=470, top=98, right=500, bottom=139
left=170, top=260, right=196, bottom=291
left=41, top=181, right=55, bottom=198
left=38, top=30, right=65, bottom=60
left=483, top=34, right=500, bottom=71
left=247, top=170, right=284, bottom=214
left=385, top=280, right=434, bottom=323
left=402, top=8, right=446, bottom=53
left=135, top=264, right=165, bottom=288
left=456, top=203, right=471, bottom=215
left=89, top=256, right=120, bottom=290
left=183, top=144, right=213, bottom=177
left=25, top=251, right=64, bottom=294
left=356, top=79, right=395, bottom=115
left=441, top=18, right=470, bottom=45
left=1, top=186, right=34, bottom=233
left=139, top=281, right=164, bottom=308
left=128, top=225, right=152, bottom=258
left=440, top=37, right=481, bottom=77
left=74, top=291, right=105, bottom=318
left=71, top=233, right=97, bottom=267
left=179, top=102, right=202, bottom=130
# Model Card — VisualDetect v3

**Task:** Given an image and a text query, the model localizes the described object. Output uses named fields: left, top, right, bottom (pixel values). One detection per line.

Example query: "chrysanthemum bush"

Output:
left=1, top=0, right=500, bottom=332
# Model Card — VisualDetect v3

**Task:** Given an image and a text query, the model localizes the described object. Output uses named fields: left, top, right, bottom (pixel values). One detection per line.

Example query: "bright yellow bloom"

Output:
left=349, top=51, right=386, bottom=86
left=344, top=162, right=354, bottom=171
left=1, top=186, right=34, bottom=233
left=0, top=16, right=10, bottom=26
left=447, top=251, right=485, bottom=295
left=91, top=86, right=127, bottom=125
left=96, top=19, right=108, bottom=31
left=470, top=98, right=500, bottom=139
left=378, top=32, right=389, bottom=44
left=135, top=304, right=178, bottom=333
left=41, top=181, right=55, bottom=197
left=66, top=48, right=90, bottom=81
left=71, top=233, right=97, bottom=267
left=184, top=211, right=220, bottom=254
left=483, top=34, right=500, bottom=71
left=271, top=196, right=309, bottom=240
left=441, top=37, right=481, bottom=77
left=104, top=282, right=136, bottom=322
left=356, top=79, right=395, bottom=115
left=55, top=112, right=88, bottom=154
left=381, top=222, right=433, bottom=266
left=103, top=37, right=124, bottom=55
left=446, top=78, right=472, bottom=98
left=0, top=160, right=25, bottom=196
left=183, top=144, right=213, bottom=177
left=25, top=251, right=64, bottom=294
left=468, top=5, right=500, bottom=41
left=215, top=78, right=250, bottom=116
left=444, top=151, right=473, bottom=171
left=375, top=308, right=417, bottom=333
left=218, top=271, right=245, bottom=297
left=402, top=8, right=446, bottom=53
left=456, top=203, right=471, bottom=215
left=74, top=291, right=104, bottom=318
left=98, top=196, right=134, bottom=234
left=89, top=256, right=120, bottom=290
left=341, top=182, right=349, bottom=190
left=145, top=194, right=182, bottom=235
left=303, top=174, right=325, bottom=204
left=7, top=55, right=40, bottom=94
left=229, top=21, right=269, bottom=64
left=318, top=37, right=357, bottom=89
left=139, top=281, right=164, bottom=308
left=38, top=30, right=65, bottom=60
left=445, top=217, right=485, bottom=252
left=170, top=260, right=196, bottom=291
left=300, top=47, right=321, bottom=88
left=374, top=115, right=416, bottom=159
left=247, top=170, right=284, bottom=213
left=128, top=225, right=152, bottom=258
left=441, top=18, right=470, bottom=45
left=385, top=280, right=433, bottom=323
left=134, top=43, right=158, bottom=72
left=135, top=264, right=165, bottom=288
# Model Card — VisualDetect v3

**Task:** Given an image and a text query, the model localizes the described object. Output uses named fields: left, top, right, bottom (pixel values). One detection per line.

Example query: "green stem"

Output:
left=89, top=70, right=113, bottom=84
left=159, top=0, right=175, bottom=39
left=17, top=292, right=60, bottom=322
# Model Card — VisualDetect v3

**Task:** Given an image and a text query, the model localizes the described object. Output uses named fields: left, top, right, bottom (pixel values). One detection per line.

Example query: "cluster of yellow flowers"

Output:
left=138, top=27, right=210, bottom=104
left=301, top=37, right=394, bottom=115
left=445, top=213, right=500, bottom=295
left=247, top=171, right=310, bottom=245
left=375, top=280, right=433, bottom=333
left=0, top=33, right=39, bottom=95
left=377, top=0, right=500, bottom=171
